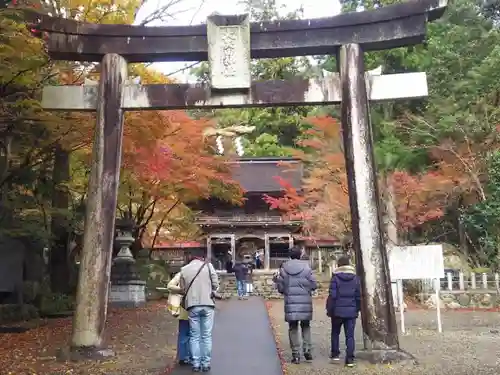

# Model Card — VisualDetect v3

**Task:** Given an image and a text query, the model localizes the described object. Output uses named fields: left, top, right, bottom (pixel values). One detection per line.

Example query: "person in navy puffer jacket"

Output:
left=326, top=256, right=361, bottom=367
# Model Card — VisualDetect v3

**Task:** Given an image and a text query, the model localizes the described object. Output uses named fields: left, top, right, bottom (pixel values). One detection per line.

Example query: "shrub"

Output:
left=39, top=293, right=75, bottom=316
left=0, top=304, right=39, bottom=324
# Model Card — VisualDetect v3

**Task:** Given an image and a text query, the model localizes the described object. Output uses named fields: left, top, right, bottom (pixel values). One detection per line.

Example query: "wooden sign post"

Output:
left=31, top=0, right=447, bottom=361
left=389, top=245, right=445, bottom=335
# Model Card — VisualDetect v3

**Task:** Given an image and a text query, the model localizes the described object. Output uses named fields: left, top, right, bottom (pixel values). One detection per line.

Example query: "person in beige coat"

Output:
left=167, top=272, right=191, bottom=366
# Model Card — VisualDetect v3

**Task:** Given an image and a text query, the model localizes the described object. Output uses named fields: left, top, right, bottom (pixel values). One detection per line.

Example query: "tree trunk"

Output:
left=0, top=136, right=12, bottom=204
left=50, top=144, right=71, bottom=294
left=454, top=199, right=469, bottom=261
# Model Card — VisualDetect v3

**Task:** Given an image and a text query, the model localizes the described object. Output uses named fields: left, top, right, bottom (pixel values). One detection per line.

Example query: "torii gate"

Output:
left=30, top=0, right=447, bottom=361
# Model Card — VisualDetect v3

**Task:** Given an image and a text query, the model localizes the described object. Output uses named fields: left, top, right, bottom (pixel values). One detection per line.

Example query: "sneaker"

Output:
left=201, top=366, right=211, bottom=372
left=330, top=355, right=341, bottom=363
left=304, top=352, right=313, bottom=362
left=291, top=356, right=300, bottom=364
left=345, top=362, right=355, bottom=368
left=192, top=367, right=201, bottom=372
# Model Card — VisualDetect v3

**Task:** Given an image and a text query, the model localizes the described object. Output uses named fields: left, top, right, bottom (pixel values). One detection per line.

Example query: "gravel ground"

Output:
left=267, top=299, right=500, bottom=375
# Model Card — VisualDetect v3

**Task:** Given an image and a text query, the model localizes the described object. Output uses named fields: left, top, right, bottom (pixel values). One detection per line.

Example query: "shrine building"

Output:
left=151, top=157, right=340, bottom=270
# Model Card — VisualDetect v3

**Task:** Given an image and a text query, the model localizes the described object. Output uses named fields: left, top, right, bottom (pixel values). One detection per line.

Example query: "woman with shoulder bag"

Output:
left=167, top=272, right=191, bottom=366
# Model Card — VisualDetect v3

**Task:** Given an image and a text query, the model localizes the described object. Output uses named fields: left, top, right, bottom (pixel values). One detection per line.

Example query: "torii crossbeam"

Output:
left=31, top=0, right=447, bottom=362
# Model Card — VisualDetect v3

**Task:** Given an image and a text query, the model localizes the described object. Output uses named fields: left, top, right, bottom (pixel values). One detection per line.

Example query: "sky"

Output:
left=134, top=0, right=342, bottom=82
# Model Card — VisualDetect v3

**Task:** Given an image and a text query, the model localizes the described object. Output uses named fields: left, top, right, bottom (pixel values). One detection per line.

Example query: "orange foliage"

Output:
left=265, top=116, right=500, bottom=236
left=123, top=110, right=240, bottom=201
left=389, top=170, right=452, bottom=230
left=429, top=137, right=493, bottom=202
left=299, top=116, right=350, bottom=236
left=264, top=116, right=350, bottom=237
left=62, top=65, right=242, bottom=246
left=43, top=69, right=95, bottom=151
left=263, top=176, right=305, bottom=214
left=390, top=133, right=497, bottom=231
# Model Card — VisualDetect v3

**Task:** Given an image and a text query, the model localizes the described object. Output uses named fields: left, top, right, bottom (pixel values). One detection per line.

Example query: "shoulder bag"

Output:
left=181, top=262, right=207, bottom=309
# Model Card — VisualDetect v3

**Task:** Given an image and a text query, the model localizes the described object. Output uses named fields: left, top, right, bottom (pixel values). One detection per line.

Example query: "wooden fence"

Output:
left=440, top=272, right=500, bottom=291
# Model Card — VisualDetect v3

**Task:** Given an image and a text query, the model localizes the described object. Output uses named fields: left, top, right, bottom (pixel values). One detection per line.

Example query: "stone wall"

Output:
left=219, top=271, right=500, bottom=310
left=414, top=271, right=500, bottom=309
left=418, top=290, right=500, bottom=309
left=217, top=271, right=330, bottom=299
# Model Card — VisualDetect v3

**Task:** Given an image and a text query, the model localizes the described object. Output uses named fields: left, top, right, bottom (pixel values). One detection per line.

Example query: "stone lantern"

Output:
left=108, top=218, right=146, bottom=307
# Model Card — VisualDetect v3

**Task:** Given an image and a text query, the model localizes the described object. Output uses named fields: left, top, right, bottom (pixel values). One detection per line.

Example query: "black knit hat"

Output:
left=337, top=255, right=351, bottom=267
left=289, top=246, right=302, bottom=260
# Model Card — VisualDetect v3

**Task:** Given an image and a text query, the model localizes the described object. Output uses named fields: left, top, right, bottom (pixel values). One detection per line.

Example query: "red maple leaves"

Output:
left=123, top=111, right=238, bottom=200
left=262, top=115, right=456, bottom=235
left=263, top=176, right=305, bottom=212
left=390, top=170, right=450, bottom=230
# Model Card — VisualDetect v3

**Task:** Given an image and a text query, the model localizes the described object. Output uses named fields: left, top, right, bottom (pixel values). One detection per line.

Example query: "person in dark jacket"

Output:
left=326, top=256, right=361, bottom=367
left=275, top=246, right=317, bottom=364
left=225, top=251, right=233, bottom=273
left=232, top=258, right=249, bottom=299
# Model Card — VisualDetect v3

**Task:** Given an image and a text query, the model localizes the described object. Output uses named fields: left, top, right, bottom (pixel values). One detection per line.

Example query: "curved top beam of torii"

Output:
left=27, top=0, right=447, bottom=63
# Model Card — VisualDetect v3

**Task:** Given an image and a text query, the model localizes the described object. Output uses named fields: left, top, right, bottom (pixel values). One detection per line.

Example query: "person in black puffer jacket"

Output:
left=326, top=255, right=361, bottom=367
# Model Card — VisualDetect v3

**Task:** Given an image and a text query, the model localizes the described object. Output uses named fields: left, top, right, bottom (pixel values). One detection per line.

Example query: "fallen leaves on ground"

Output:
left=265, top=301, right=288, bottom=375
left=0, top=301, right=178, bottom=375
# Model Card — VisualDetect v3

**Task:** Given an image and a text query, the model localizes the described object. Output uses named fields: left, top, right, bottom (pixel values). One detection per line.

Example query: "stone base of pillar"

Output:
left=109, top=281, right=146, bottom=308
left=356, top=348, right=417, bottom=365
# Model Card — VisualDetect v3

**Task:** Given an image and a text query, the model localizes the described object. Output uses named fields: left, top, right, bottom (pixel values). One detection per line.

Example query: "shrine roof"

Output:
left=228, top=157, right=303, bottom=193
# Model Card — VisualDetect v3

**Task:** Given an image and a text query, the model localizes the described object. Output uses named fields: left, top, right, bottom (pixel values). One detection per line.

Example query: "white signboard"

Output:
left=389, top=244, right=444, bottom=281
left=389, top=244, right=444, bottom=334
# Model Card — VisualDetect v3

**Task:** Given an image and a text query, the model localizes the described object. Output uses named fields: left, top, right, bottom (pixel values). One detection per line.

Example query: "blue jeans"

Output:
left=188, top=306, right=215, bottom=368
left=331, top=317, right=356, bottom=363
left=177, top=319, right=190, bottom=362
left=236, top=280, right=246, bottom=297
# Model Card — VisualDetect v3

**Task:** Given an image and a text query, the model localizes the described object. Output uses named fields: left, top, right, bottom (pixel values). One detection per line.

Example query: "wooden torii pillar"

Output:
left=32, top=0, right=447, bottom=360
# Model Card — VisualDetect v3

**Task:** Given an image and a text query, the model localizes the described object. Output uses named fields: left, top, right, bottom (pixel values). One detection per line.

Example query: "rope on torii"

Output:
left=84, top=80, right=254, bottom=157
left=203, top=125, right=255, bottom=156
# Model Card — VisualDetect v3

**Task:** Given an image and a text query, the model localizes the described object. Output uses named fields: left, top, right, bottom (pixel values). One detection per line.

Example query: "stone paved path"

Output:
left=171, top=297, right=283, bottom=375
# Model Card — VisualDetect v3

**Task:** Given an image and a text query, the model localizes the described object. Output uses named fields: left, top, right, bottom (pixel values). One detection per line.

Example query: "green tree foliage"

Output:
left=241, top=133, right=294, bottom=157
left=462, top=152, right=500, bottom=268
left=0, top=7, right=55, bottom=242
left=312, top=0, right=500, bottom=267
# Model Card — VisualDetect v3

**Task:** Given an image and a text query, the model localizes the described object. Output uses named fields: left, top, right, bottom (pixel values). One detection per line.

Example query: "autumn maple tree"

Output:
left=0, top=0, right=159, bottom=291
left=263, top=116, right=350, bottom=239
left=63, top=66, right=244, bottom=253
left=388, top=170, right=451, bottom=231
left=263, top=115, right=464, bottom=241
left=120, top=109, right=242, bottom=250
